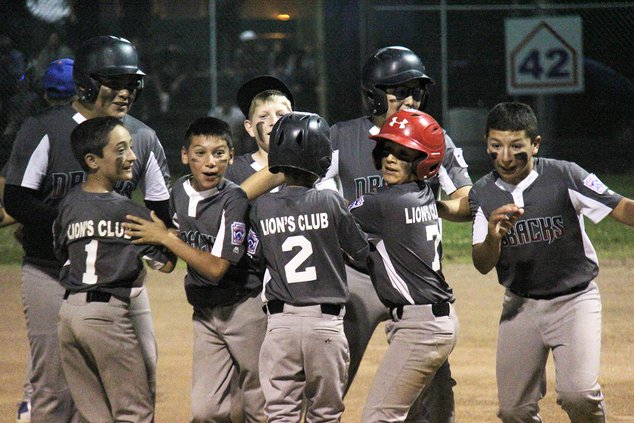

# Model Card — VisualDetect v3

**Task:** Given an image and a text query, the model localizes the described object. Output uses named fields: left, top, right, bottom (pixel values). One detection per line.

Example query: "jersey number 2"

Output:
left=282, top=235, right=316, bottom=283
left=83, top=240, right=99, bottom=284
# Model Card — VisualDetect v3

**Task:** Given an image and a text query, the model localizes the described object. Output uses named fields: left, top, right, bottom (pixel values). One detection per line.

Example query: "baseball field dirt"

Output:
left=1, top=261, right=632, bottom=422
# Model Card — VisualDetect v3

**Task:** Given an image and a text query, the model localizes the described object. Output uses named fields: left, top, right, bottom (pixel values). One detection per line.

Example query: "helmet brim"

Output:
left=369, top=133, right=426, bottom=154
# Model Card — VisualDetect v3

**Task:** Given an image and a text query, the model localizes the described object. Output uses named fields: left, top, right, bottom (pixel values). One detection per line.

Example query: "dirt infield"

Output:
left=1, top=261, right=632, bottom=422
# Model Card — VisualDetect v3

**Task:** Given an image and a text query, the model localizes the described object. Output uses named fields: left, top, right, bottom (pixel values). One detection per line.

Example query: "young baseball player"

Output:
left=3, top=35, right=171, bottom=421
left=248, top=112, right=369, bottom=421
left=225, top=74, right=293, bottom=187
left=469, top=102, right=634, bottom=422
left=123, top=116, right=267, bottom=423
left=53, top=117, right=175, bottom=423
left=347, top=109, right=466, bottom=421
left=316, top=46, right=472, bottom=422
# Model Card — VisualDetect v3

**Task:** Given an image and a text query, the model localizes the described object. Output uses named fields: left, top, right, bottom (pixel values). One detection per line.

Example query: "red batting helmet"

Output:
left=370, top=109, right=445, bottom=179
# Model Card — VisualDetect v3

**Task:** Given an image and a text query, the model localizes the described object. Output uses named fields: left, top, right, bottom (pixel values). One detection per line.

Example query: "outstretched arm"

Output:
left=240, top=167, right=284, bottom=201
left=437, top=196, right=471, bottom=222
left=124, top=211, right=230, bottom=283
left=609, top=197, right=634, bottom=226
left=472, top=204, right=523, bottom=274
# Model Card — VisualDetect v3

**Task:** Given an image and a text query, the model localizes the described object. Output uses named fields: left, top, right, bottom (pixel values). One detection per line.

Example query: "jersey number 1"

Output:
left=83, top=240, right=99, bottom=284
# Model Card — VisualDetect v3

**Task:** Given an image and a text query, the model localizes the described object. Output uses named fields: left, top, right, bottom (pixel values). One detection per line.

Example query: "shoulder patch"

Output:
left=247, top=228, right=259, bottom=255
left=348, top=196, right=364, bottom=211
left=231, top=222, right=246, bottom=245
left=583, top=173, right=607, bottom=194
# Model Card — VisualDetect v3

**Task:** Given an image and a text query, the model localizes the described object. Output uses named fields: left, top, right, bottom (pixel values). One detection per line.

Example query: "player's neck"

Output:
left=72, top=100, right=100, bottom=120
left=82, top=175, right=116, bottom=193
left=251, top=150, right=268, bottom=167
left=371, top=114, right=387, bottom=128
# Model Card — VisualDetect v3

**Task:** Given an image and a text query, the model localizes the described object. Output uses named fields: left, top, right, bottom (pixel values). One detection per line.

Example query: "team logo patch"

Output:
left=231, top=222, right=246, bottom=245
left=347, top=196, right=364, bottom=211
left=583, top=173, right=607, bottom=194
left=247, top=229, right=259, bottom=255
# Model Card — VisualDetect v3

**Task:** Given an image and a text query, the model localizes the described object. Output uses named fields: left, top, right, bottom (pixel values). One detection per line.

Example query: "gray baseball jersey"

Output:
left=169, top=175, right=253, bottom=308
left=348, top=181, right=454, bottom=307
left=249, top=186, right=369, bottom=305
left=323, top=116, right=472, bottom=202
left=225, top=153, right=260, bottom=186
left=53, top=186, right=172, bottom=297
left=4, top=103, right=171, bottom=265
left=469, top=157, right=623, bottom=297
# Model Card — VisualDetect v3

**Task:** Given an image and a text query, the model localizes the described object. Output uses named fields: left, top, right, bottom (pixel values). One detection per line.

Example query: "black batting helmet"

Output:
left=362, top=46, right=434, bottom=116
left=73, top=35, right=145, bottom=103
left=268, top=112, right=332, bottom=178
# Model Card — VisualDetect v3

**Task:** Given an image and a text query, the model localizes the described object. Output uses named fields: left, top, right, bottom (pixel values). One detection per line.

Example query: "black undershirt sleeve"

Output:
left=3, top=184, right=58, bottom=225
left=144, top=199, right=174, bottom=228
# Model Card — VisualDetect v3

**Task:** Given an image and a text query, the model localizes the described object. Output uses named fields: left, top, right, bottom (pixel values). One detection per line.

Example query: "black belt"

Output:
left=264, top=300, right=342, bottom=316
left=509, top=282, right=589, bottom=300
left=64, top=290, right=112, bottom=303
left=391, top=302, right=450, bottom=320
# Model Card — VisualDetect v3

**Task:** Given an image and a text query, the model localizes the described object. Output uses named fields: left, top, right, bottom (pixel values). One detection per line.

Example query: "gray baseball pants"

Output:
left=497, top=281, right=606, bottom=422
left=344, top=264, right=457, bottom=422
left=21, top=263, right=157, bottom=422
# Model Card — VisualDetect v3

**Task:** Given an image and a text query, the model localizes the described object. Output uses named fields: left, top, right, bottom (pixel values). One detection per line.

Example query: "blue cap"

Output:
left=43, top=58, right=75, bottom=99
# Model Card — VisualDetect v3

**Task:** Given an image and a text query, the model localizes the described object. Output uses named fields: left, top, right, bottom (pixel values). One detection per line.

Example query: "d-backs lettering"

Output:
left=502, top=215, right=564, bottom=247
left=180, top=230, right=216, bottom=252
left=354, top=175, right=382, bottom=199
left=51, top=171, right=85, bottom=199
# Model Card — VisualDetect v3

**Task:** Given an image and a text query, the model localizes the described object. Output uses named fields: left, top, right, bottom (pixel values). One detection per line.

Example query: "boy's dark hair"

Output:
left=184, top=116, right=233, bottom=149
left=71, top=116, right=124, bottom=171
left=486, top=102, right=538, bottom=141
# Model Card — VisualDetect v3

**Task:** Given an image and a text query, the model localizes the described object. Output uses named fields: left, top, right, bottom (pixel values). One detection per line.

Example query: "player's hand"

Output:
left=124, top=211, right=171, bottom=245
left=488, top=204, right=523, bottom=239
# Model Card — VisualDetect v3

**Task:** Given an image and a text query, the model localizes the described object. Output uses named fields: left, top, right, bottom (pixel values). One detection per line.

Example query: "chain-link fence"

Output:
left=362, top=1, right=634, bottom=173
left=1, top=1, right=632, bottom=176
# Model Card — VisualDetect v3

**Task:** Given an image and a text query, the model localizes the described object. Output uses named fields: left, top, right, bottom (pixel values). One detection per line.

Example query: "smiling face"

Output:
left=182, top=135, right=233, bottom=191
left=377, top=140, right=421, bottom=185
left=90, top=124, right=136, bottom=187
left=244, top=95, right=292, bottom=155
left=486, top=129, right=540, bottom=185
left=92, top=74, right=143, bottom=119
left=371, top=80, right=426, bottom=127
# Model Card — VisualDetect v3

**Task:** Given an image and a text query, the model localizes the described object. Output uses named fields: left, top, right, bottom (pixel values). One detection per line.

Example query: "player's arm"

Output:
left=472, top=204, right=523, bottom=274
left=124, top=211, right=230, bottom=283
left=144, top=199, right=172, bottom=228
left=448, top=185, right=471, bottom=200
left=0, top=176, right=16, bottom=227
left=609, top=197, right=634, bottom=226
left=239, top=167, right=284, bottom=201
left=3, top=184, right=58, bottom=225
left=437, top=196, right=471, bottom=222
left=139, top=128, right=173, bottom=226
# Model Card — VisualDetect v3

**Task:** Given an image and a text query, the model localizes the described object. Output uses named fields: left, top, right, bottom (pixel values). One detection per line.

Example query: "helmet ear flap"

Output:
left=418, top=87, right=429, bottom=111
left=412, top=153, right=433, bottom=179
left=318, top=155, right=332, bottom=174
left=76, top=84, right=96, bottom=103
